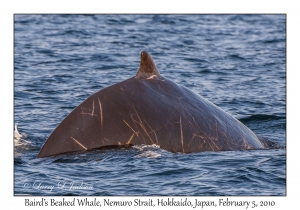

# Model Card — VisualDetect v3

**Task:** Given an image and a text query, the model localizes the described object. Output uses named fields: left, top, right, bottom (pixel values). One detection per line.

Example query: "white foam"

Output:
left=14, top=123, right=30, bottom=146
left=132, top=144, right=161, bottom=150
left=134, top=151, right=161, bottom=159
left=133, top=144, right=162, bottom=158
left=14, top=123, right=32, bottom=156
left=14, top=138, right=31, bottom=148
left=14, top=123, right=22, bottom=140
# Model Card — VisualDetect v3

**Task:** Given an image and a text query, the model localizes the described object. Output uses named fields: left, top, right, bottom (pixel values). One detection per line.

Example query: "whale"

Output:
left=37, top=51, right=264, bottom=158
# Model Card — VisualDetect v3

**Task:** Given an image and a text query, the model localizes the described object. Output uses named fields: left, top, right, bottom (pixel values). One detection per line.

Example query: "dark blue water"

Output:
left=14, top=14, right=286, bottom=196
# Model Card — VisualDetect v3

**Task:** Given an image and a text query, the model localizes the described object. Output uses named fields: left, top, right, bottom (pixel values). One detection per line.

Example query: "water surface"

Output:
left=14, top=14, right=286, bottom=196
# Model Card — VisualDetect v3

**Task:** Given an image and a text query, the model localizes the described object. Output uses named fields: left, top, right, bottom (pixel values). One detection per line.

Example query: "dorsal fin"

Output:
left=136, top=51, right=161, bottom=79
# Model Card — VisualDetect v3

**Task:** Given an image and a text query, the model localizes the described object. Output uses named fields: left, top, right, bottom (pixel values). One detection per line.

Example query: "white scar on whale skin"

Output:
left=146, top=75, right=158, bottom=80
left=180, top=116, right=184, bottom=153
left=143, top=119, right=159, bottom=145
left=126, top=133, right=135, bottom=145
left=97, top=98, right=103, bottom=130
left=131, top=107, right=155, bottom=144
left=123, top=120, right=139, bottom=136
left=79, top=101, right=98, bottom=117
left=71, top=137, right=87, bottom=150
left=92, top=100, right=94, bottom=116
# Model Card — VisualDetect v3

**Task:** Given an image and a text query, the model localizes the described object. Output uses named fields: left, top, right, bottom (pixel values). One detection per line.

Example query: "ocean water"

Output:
left=14, top=14, right=286, bottom=196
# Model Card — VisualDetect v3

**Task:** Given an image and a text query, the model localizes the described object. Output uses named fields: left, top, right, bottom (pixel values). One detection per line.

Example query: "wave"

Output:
left=134, top=151, right=161, bottom=159
left=239, top=114, right=285, bottom=123
left=14, top=123, right=36, bottom=157
left=14, top=123, right=23, bottom=140
left=133, top=144, right=163, bottom=159
left=258, top=136, right=285, bottom=150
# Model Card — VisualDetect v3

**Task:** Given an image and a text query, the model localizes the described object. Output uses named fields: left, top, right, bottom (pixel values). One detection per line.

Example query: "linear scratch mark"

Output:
left=79, top=113, right=98, bottom=116
left=123, top=120, right=138, bottom=136
left=131, top=118, right=154, bottom=145
left=209, top=138, right=220, bottom=151
left=98, top=98, right=103, bottom=126
left=126, top=133, right=135, bottom=145
left=132, top=107, right=154, bottom=144
left=92, top=99, right=94, bottom=116
left=79, top=103, right=98, bottom=116
left=180, top=116, right=184, bottom=153
left=144, top=119, right=158, bottom=145
left=71, top=137, right=87, bottom=150
left=98, top=98, right=104, bottom=144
